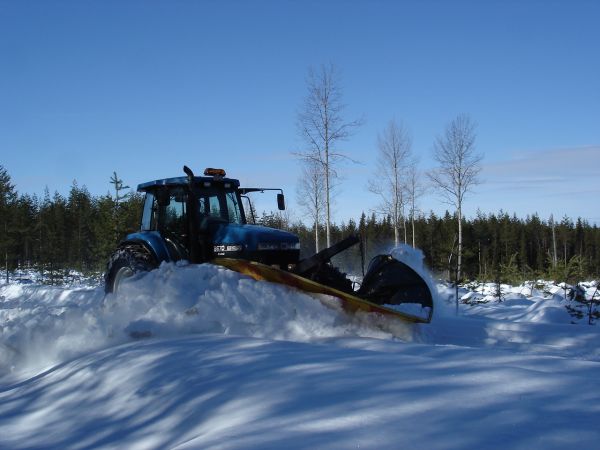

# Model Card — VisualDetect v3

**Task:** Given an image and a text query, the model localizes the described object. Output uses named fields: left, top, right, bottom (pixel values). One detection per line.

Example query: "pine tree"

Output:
left=92, top=194, right=117, bottom=271
left=12, top=194, right=37, bottom=275
left=66, top=181, right=94, bottom=272
left=0, top=166, right=17, bottom=282
left=500, top=253, right=520, bottom=286
left=109, top=172, right=131, bottom=244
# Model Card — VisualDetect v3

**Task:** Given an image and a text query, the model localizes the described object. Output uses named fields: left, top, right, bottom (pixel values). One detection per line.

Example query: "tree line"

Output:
left=1, top=164, right=598, bottom=284
left=260, top=209, right=600, bottom=283
left=0, top=166, right=142, bottom=283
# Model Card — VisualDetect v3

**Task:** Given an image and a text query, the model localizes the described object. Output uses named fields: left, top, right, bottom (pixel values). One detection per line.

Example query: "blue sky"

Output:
left=1, top=0, right=599, bottom=224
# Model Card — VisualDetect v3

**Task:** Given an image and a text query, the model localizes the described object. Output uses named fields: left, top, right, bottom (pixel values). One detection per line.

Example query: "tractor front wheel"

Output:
left=104, top=246, right=157, bottom=295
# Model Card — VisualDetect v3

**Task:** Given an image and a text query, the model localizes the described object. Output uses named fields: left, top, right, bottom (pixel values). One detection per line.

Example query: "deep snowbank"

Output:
left=2, top=259, right=598, bottom=382
left=0, top=262, right=414, bottom=382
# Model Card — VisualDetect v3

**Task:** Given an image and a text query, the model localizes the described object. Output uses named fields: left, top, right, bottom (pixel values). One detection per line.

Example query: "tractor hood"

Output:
left=211, top=223, right=300, bottom=251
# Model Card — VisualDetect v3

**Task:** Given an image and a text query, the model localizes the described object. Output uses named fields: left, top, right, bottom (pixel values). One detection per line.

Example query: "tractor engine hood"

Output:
left=211, top=223, right=300, bottom=253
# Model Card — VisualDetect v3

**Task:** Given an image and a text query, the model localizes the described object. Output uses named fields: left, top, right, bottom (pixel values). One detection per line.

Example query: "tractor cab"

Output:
left=137, top=170, right=245, bottom=259
left=136, top=167, right=300, bottom=267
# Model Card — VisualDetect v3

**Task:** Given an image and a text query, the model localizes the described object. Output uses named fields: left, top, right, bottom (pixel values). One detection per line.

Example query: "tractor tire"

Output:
left=104, top=245, right=157, bottom=295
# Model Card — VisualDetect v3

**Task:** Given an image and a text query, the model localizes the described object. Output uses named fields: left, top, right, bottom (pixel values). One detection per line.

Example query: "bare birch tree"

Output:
left=296, top=63, right=362, bottom=248
left=368, top=120, right=413, bottom=247
left=406, top=162, right=425, bottom=248
left=296, top=159, right=325, bottom=252
left=428, top=114, right=482, bottom=280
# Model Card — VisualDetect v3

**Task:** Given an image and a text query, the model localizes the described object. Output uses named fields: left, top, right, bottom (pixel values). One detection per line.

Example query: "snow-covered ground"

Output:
left=1, top=261, right=599, bottom=449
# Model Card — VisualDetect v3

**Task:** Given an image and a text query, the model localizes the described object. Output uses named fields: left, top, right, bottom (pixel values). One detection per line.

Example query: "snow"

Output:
left=1, top=261, right=599, bottom=449
left=383, top=302, right=431, bottom=320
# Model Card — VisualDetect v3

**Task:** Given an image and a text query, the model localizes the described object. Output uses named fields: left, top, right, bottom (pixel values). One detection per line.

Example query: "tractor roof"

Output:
left=137, top=176, right=240, bottom=192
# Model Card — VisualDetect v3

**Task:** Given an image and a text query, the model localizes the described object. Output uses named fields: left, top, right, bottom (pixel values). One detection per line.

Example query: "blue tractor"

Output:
left=105, top=166, right=300, bottom=293
left=105, top=166, right=434, bottom=323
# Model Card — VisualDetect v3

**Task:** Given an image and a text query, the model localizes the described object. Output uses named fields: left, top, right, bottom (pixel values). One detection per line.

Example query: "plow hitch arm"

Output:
left=293, top=235, right=359, bottom=276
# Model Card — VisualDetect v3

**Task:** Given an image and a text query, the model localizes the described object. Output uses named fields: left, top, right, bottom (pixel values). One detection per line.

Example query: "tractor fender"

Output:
left=119, top=231, right=173, bottom=264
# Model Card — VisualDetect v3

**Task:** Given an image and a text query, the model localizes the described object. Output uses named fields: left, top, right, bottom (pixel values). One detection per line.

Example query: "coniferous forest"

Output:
left=1, top=165, right=598, bottom=284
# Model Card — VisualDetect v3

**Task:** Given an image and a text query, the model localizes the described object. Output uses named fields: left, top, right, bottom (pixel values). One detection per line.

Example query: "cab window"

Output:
left=196, top=187, right=244, bottom=224
left=141, top=193, right=154, bottom=231
left=226, top=191, right=243, bottom=224
left=162, top=188, right=187, bottom=235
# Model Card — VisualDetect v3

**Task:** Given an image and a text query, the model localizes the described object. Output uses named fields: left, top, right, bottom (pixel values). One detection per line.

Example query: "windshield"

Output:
left=195, top=186, right=245, bottom=225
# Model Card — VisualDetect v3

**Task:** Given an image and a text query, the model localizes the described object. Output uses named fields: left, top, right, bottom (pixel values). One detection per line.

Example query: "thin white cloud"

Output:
left=459, top=145, right=600, bottom=224
left=480, top=145, right=599, bottom=189
left=482, top=145, right=600, bottom=177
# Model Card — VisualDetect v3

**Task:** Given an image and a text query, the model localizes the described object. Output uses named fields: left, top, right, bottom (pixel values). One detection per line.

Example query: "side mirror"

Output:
left=277, top=193, right=285, bottom=211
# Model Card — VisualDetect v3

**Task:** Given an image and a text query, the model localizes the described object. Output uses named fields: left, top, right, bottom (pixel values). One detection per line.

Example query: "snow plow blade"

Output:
left=213, top=257, right=433, bottom=324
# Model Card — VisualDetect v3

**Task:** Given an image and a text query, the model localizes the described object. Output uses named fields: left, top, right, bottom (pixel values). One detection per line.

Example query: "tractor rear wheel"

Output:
left=104, top=245, right=157, bottom=295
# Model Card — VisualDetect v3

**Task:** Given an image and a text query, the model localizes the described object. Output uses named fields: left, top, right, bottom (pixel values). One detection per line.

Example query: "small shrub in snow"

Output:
left=565, top=282, right=600, bottom=325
